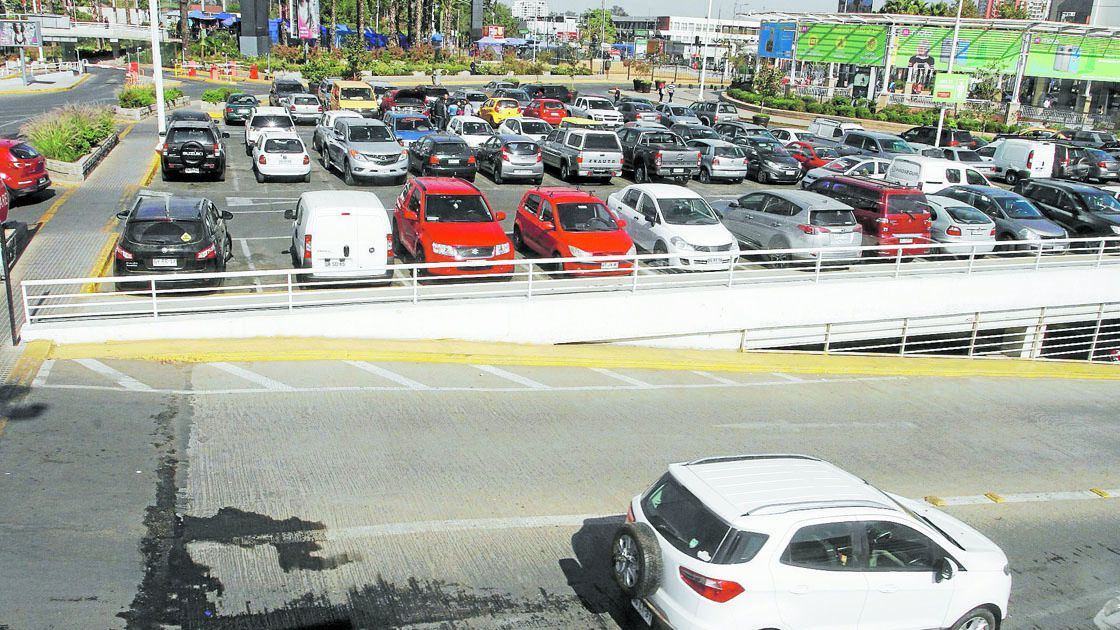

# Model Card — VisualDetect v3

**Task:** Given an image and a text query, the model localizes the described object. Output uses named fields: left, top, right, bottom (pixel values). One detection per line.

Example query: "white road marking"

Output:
left=73, top=358, right=152, bottom=391
left=238, top=239, right=262, bottom=293
left=471, top=364, right=548, bottom=389
left=226, top=196, right=299, bottom=207
left=31, top=359, right=54, bottom=388
left=716, top=421, right=917, bottom=430
left=772, top=372, right=805, bottom=382
left=208, top=362, right=293, bottom=391
left=936, top=490, right=1117, bottom=506
left=691, top=370, right=739, bottom=385
left=235, top=236, right=290, bottom=241
left=344, top=361, right=430, bottom=390
left=226, top=209, right=286, bottom=214
left=589, top=367, right=653, bottom=388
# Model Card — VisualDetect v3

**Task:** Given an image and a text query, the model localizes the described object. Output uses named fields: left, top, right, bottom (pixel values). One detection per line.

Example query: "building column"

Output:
left=1076, top=80, right=1094, bottom=114
left=1030, top=76, right=1047, bottom=107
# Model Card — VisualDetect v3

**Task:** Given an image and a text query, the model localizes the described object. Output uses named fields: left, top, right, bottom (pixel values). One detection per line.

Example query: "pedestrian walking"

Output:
left=658, top=85, right=664, bottom=102
left=613, top=87, right=621, bottom=103
left=667, top=83, right=675, bottom=102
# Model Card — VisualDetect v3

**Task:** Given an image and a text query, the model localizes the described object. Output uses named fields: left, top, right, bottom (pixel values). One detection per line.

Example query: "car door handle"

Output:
left=789, top=584, right=810, bottom=594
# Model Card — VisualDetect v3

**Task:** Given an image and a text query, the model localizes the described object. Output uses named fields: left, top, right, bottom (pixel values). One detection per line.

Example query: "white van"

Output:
left=885, top=156, right=992, bottom=193
left=807, top=117, right=864, bottom=141
left=284, top=190, right=393, bottom=282
left=992, top=139, right=1054, bottom=185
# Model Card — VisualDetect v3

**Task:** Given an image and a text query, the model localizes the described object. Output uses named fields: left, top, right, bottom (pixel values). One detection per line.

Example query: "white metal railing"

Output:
left=1018, top=104, right=1114, bottom=129
left=18, top=236, right=1120, bottom=330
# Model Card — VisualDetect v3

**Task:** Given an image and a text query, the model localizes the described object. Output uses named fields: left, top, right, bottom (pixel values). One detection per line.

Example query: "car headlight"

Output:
left=348, top=149, right=367, bottom=161
left=568, top=245, right=591, bottom=257
left=430, top=242, right=457, bottom=257
left=1018, top=228, right=1041, bottom=241
left=764, top=160, right=783, bottom=169
left=1110, top=225, right=1120, bottom=235
left=494, top=242, right=511, bottom=256
left=670, top=236, right=695, bottom=251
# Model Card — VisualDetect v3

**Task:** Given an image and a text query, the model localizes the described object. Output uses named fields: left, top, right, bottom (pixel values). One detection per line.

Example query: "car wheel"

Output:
left=254, top=167, right=265, bottom=183
left=414, top=246, right=428, bottom=277
left=652, top=241, right=669, bottom=267
left=732, top=178, right=744, bottom=184
left=768, top=241, right=791, bottom=268
left=391, top=224, right=404, bottom=260
left=216, top=168, right=225, bottom=182
left=512, top=226, right=524, bottom=251
left=313, top=138, right=321, bottom=153
left=245, top=144, right=252, bottom=157
left=758, top=169, right=769, bottom=184
left=1005, top=170, right=1019, bottom=186
left=636, top=163, right=648, bottom=183
left=303, top=172, right=311, bottom=183
left=948, top=607, right=996, bottom=630
left=611, top=523, right=662, bottom=599
left=493, top=162, right=504, bottom=184
left=160, top=167, right=170, bottom=182
left=560, top=161, right=572, bottom=181
left=699, top=167, right=711, bottom=184
left=995, top=232, right=1014, bottom=253
left=395, top=175, right=407, bottom=185
left=321, top=151, right=331, bottom=171
left=344, top=161, right=356, bottom=186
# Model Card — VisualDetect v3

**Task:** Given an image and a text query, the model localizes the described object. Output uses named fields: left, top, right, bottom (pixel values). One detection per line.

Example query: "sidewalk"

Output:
left=0, top=70, right=90, bottom=95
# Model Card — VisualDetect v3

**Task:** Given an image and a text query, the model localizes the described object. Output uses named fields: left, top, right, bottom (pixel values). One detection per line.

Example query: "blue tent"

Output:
left=269, top=17, right=282, bottom=42
left=214, top=12, right=235, bottom=20
left=187, top=10, right=218, bottom=20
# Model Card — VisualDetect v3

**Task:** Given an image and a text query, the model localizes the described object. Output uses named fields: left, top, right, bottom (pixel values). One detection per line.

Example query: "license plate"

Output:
left=631, top=599, right=654, bottom=626
left=280, top=156, right=290, bottom=163
left=898, top=239, right=913, bottom=244
left=184, top=168, right=200, bottom=174
left=671, top=168, right=684, bottom=174
left=707, top=257, right=724, bottom=264
left=151, top=258, right=177, bottom=267
left=447, top=159, right=461, bottom=165
left=38, top=176, right=47, bottom=184
left=970, top=229, right=986, bottom=235
left=515, top=170, right=532, bottom=174
left=326, top=259, right=345, bottom=267
left=601, top=261, right=619, bottom=270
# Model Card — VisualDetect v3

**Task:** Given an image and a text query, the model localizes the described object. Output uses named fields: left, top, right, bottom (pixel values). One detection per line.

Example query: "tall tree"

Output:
left=355, top=0, right=363, bottom=38
left=955, top=0, right=981, bottom=17
left=581, top=8, right=616, bottom=44
left=610, top=4, right=627, bottom=15
left=179, top=0, right=189, bottom=54
left=329, top=0, right=336, bottom=48
left=997, top=0, right=1029, bottom=18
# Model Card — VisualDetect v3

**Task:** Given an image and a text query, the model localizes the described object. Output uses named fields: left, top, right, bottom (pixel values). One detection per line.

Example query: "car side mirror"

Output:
left=116, top=209, right=130, bottom=220
left=934, top=557, right=954, bottom=583
left=644, top=212, right=658, bottom=224
left=715, top=210, right=724, bottom=220
left=616, top=218, right=627, bottom=228
left=403, top=210, right=419, bottom=221
left=869, top=146, right=880, bottom=153
left=221, top=210, right=234, bottom=220
left=284, top=209, right=296, bottom=220
left=335, top=130, right=344, bottom=139
left=495, top=211, right=507, bottom=222
left=158, top=130, right=166, bottom=137
left=542, top=221, right=555, bottom=231
left=222, top=132, right=230, bottom=138
left=727, top=200, right=740, bottom=208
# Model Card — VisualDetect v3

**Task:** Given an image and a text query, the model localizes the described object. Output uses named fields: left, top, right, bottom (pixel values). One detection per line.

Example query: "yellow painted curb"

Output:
left=35, top=186, right=76, bottom=228
left=39, top=337, right=1120, bottom=380
left=139, top=152, right=160, bottom=187
left=0, top=72, right=91, bottom=95
left=79, top=234, right=118, bottom=294
left=1090, top=487, right=1111, bottom=498
left=923, top=496, right=947, bottom=507
left=6, top=340, right=52, bottom=387
left=984, top=492, right=1005, bottom=504
left=117, top=122, right=138, bottom=141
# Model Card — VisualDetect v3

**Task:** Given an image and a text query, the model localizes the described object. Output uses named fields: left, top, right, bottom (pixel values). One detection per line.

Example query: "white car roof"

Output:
left=453, top=115, right=489, bottom=125
left=626, top=183, right=703, bottom=198
left=299, top=190, right=386, bottom=212
left=258, top=128, right=301, bottom=140
left=671, top=454, right=900, bottom=524
left=330, top=110, right=363, bottom=119
left=251, top=106, right=289, bottom=116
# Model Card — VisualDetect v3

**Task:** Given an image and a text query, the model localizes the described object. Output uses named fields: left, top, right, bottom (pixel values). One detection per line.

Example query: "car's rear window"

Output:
left=9, top=143, right=40, bottom=159
left=293, top=96, right=318, bottom=105
left=251, top=115, right=293, bottom=129
left=641, top=473, right=730, bottom=563
left=813, top=146, right=840, bottom=159
left=542, top=101, right=564, bottom=109
left=495, top=99, right=518, bottom=108
left=167, top=127, right=213, bottom=144
left=461, top=121, right=492, bottom=135
left=433, top=142, right=470, bottom=155
left=886, top=193, right=931, bottom=216
left=228, top=95, right=256, bottom=105
left=718, top=104, right=738, bottom=113
left=583, top=133, right=622, bottom=150
left=276, top=82, right=303, bottom=93
left=395, top=117, right=432, bottom=132
left=424, top=194, right=493, bottom=222
left=507, top=141, right=539, bottom=154
left=946, top=206, right=990, bottom=224
left=264, top=137, right=303, bottom=153
left=826, top=157, right=861, bottom=171
left=810, top=209, right=857, bottom=226
left=521, top=120, right=552, bottom=134
left=714, top=146, right=746, bottom=158
left=127, top=219, right=204, bottom=244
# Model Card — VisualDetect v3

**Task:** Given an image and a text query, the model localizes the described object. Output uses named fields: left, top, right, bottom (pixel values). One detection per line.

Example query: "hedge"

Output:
left=201, top=87, right=239, bottom=103
left=21, top=104, right=116, bottom=162
left=117, top=85, right=184, bottom=108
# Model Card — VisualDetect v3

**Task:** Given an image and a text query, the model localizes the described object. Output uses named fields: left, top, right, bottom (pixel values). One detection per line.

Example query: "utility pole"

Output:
left=698, top=0, right=713, bottom=98
left=149, top=0, right=166, bottom=134
left=934, top=0, right=963, bottom=148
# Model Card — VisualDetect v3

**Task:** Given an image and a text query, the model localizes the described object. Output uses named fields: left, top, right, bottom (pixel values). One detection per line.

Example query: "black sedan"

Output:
left=407, top=134, right=477, bottom=180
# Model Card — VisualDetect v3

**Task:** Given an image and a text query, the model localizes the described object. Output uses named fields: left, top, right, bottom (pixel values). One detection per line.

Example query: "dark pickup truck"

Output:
left=617, top=126, right=701, bottom=184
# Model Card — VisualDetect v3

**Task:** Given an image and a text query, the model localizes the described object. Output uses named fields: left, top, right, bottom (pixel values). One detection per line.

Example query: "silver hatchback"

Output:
left=714, top=189, right=863, bottom=264
left=285, top=93, right=323, bottom=124
left=687, top=139, right=749, bottom=183
left=475, top=133, right=544, bottom=184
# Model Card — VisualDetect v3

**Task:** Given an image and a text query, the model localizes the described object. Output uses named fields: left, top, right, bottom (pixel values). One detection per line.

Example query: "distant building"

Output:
left=978, top=0, right=1049, bottom=19
left=837, top=0, right=874, bottom=12
left=1049, top=0, right=1091, bottom=21
left=524, top=14, right=580, bottom=40
left=1024, top=0, right=1051, bottom=19
left=512, top=0, right=550, bottom=20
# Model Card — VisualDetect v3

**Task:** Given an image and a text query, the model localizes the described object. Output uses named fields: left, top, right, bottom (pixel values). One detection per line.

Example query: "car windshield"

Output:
left=348, top=125, right=394, bottom=142
left=659, top=197, right=720, bottom=225
left=461, top=122, right=491, bottom=135
left=424, top=194, right=493, bottom=222
left=1080, top=191, right=1120, bottom=214
left=955, top=150, right=983, bottom=162
left=395, top=118, right=433, bottom=132
left=521, top=120, right=552, bottom=134
left=251, top=115, right=292, bottom=129
left=945, top=206, right=990, bottom=224
left=1086, top=148, right=1113, bottom=161
left=556, top=202, right=618, bottom=232
left=826, top=157, right=861, bottom=171
left=881, top=138, right=915, bottom=153
left=167, top=127, right=213, bottom=144
left=126, top=219, right=204, bottom=245
left=10, top=143, right=40, bottom=159
left=810, top=209, right=857, bottom=226
left=887, top=194, right=931, bottom=216
left=583, top=134, right=621, bottom=150
left=263, top=138, right=303, bottom=153
left=587, top=100, right=613, bottom=110
left=641, top=473, right=730, bottom=562
left=714, top=146, right=746, bottom=158
left=643, top=133, right=684, bottom=148
left=228, top=95, right=256, bottom=105
left=994, top=196, right=1044, bottom=218
left=505, top=90, right=530, bottom=101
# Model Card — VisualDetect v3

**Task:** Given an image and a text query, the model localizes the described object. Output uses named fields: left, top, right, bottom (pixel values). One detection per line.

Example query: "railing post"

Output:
left=527, top=262, right=534, bottom=298
left=814, top=255, right=822, bottom=283
left=1088, top=303, right=1105, bottom=361
left=287, top=272, right=293, bottom=311
left=20, top=284, right=30, bottom=327
left=631, top=256, right=639, bottom=293
left=412, top=266, right=419, bottom=304
left=894, top=246, right=903, bottom=278
left=899, top=318, right=909, bottom=355
left=726, top=257, right=735, bottom=287
left=968, top=311, right=980, bottom=356
left=1033, top=242, right=1043, bottom=270
left=1096, top=239, right=1106, bottom=268
left=823, top=323, right=832, bottom=354
left=967, top=245, right=976, bottom=274
left=150, top=279, right=158, bottom=319
left=739, top=328, right=747, bottom=352
left=1032, top=306, right=1047, bottom=359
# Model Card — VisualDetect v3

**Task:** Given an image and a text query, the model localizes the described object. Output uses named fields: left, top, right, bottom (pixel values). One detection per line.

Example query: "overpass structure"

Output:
left=16, top=14, right=170, bottom=43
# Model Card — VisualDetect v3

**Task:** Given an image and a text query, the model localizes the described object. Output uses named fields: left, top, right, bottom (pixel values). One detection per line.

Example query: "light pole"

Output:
left=698, top=0, right=713, bottom=99
left=933, top=0, right=963, bottom=148
left=148, top=0, right=167, bottom=135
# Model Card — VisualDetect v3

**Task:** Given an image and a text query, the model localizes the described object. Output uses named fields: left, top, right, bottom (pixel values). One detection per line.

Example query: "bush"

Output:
left=301, top=54, right=347, bottom=84
left=833, top=104, right=856, bottom=118
left=117, top=85, right=183, bottom=108
left=22, top=104, right=115, bottom=162
left=786, top=99, right=806, bottom=112
left=805, top=101, right=823, bottom=114
left=855, top=107, right=872, bottom=119
left=201, top=87, right=238, bottom=103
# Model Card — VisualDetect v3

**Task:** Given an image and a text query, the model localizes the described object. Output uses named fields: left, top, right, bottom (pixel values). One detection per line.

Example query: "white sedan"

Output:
left=446, top=115, right=495, bottom=148
left=801, top=155, right=891, bottom=188
left=607, top=183, right=739, bottom=271
left=927, top=195, right=997, bottom=257
left=253, top=130, right=311, bottom=183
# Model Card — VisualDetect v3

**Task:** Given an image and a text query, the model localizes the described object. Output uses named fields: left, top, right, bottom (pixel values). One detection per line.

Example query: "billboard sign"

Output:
left=0, top=20, right=43, bottom=48
left=932, top=73, right=970, bottom=103
left=758, top=21, right=796, bottom=60
left=795, top=24, right=887, bottom=65
left=891, top=26, right=1020, bottom=74
left=1025, top=34, right=1120, bottom=82
left=485, top=25, right=506, bottom=39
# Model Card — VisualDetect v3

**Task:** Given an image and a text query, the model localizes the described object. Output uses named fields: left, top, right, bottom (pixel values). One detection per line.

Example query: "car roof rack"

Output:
left=744, top=499, right=896, bottom=516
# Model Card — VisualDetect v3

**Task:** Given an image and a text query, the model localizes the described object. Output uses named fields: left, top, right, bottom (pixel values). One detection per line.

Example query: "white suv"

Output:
left=613, top=455, right=1011, bottom=630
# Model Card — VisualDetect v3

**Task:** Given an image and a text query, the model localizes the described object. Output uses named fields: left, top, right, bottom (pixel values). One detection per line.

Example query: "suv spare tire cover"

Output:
left=181, top=141, right=206, bottom=165
left=612, top=522, right=663, bottom=598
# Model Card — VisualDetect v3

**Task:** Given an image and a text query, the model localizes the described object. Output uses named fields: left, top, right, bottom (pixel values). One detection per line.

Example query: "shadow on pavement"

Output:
left=561, top=514, right=642, bottom=628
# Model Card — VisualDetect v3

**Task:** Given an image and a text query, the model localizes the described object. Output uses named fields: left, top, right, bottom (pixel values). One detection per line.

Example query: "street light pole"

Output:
left=148, top=0, right=167, bottom=134
left=934, top=0, right=963, bottom=148
left=698, top=0, right=713, bottom=99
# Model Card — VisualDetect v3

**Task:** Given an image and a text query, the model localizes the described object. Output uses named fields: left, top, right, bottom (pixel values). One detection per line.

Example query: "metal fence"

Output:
left=19, top=237, right=1120, bottom=331
left=1018, top=104, right=1115, bottom=129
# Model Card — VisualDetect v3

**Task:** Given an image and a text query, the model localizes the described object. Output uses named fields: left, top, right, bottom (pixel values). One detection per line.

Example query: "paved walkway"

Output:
left=0, top=70, right=90, bottom=94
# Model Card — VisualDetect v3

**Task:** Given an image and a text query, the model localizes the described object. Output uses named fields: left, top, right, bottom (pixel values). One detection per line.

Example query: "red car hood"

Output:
left=423, top=220, right=510, bottom=247
left=562, top=229, right=633, bottom=255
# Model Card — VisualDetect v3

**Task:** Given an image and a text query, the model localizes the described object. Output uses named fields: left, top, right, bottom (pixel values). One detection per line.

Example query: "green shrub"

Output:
left=201, top=87, right=237, bottom=103
left=834, top=104, right=856, bottom=118
left=787, top=99, right=806, bottom=112
left=855, top=107, right=871, bottom=120
left=118, top=85, right=155, bottom=108
left=805, top=101, right=823, bottom=114
left=801, top=95, right=817, bottom=105
left=22, top=104, right=115, bottom=162
left=301, top=54, right=347, bottom=84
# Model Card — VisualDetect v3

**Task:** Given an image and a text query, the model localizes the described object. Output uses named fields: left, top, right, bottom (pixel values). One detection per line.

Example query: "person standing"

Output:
left=613, top=87, right=621, bottom=103
left=657, top=85, right=664, bottom=102
left=667, top=83, right=676, bottom=102
left=432, top=93, right=449, bottom=130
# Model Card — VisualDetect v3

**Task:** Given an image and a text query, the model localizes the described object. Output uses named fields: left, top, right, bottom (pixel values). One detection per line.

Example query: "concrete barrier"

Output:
left=45, top=132, right=119, bottom=185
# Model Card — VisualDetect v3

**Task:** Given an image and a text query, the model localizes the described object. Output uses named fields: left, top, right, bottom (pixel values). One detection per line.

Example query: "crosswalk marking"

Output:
left=209, top=362, right=294, bottom=391
left=73, top=358, right=152, bottom=391
left=344, top=361, right=430, bottom=390
left=31, top=359, right=54, bottom=388
left=772, top=372, right=805, bottom=383
left=471, top=364, right=548, bottom=389
left=692, top=370, right=739, bottom=385
left=588, top=367, right=653, bottom=388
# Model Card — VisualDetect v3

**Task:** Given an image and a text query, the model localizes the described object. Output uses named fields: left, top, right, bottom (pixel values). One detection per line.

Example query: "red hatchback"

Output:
left=0, top=139, right=50, bottom=202
left=393, top=177, right=514, bottom=277
left=787, top=141, right=843, bottom=172
left=513, top=188, right=634, bottom=275
left=522, top=99, right=568, bottom=125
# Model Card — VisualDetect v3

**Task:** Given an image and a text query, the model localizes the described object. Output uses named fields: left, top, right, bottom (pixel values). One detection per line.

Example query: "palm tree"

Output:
left=329, top=0, right=336, bottom=49
left=881, top=0, right=928, bottom=14
left=356, top=0, right=364, bottom=41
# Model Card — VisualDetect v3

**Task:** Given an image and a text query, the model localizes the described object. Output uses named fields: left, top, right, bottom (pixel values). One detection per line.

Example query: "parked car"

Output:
left=475, top=134, right=543, bottom=184
left=568, top=95, right=623, bottom=126
left=613, top=454, right=1011, bottom=630
left=926, top=195, right=997, bottom=257
left=560, top=117, right=615, bottom=131
left=383, top=112, right=436, bottom=147
left=378, top=87, right=428, bottom=117
left=620, top=95, right=655, bottom=106
left=268, top=78, right=306, bottom=107
left=1014, top=178, right=1120, bottom=238
left=670, top=123, right=722, bottom=143
left=322, top=117, right=409, bottom=185
left=689, top=101, right=739, bottom=126
left=407, top=134, right=477, bottom=180
left=1052, top=143, right=1090, bottom=181
left=617, top=101, right=661, bottom=124
left=840, top=130, right=917, bottom=160
left=540, top=128, right=624, bottom=183
left=607, top=183, right=739, bottom=270
left=653, top=103, right=702, bottom=127
left=522, top=98, right=569, bottom=126
left=252, top=130, right=310, bottom=183
left=769, top=127, right=814, bottom=143
left=283, top=93, right=324, bottom=124
left=520, top=83, right=574, bottom=104
left=446, top=115, right=495, bottom=148
left=161, top=120, right=228, bottom=181
left=975, top=140, right=1002, bottom=161
left=243, top=107, right=295, bottom=156
left=0, top=139, right=50, bottom=200
left=617, top=126, right=701, bottom=184
left=801, top=156, right=890, bottom=188
left=713, top=120, right=774, bottom=144
left=312, top=110, right=363, bottom=153
left=938, top=185, right=1069, bottom=251
left=284, top=190, right=393, bottom=281
left=1082, top=148, right=1120, bottom=182
left=688, top=139, right=748, bottom=184
left=391, top=177, right=513, bottom=276
left=496, top=117, right=553, bottom=142
left=786, top=141, right=843, bottom=172
left=513, top=187, right=634, bottom=274
left=493, top=88, right=531, bottom=107
left=483, top=80, right=515, bottom=93
left=450, top=89, right=488, bottom=110
left=808, top=116, right=863, bottom=140
left=920, top=146, right=997, bottom=178
left=991, top=139, right=1054, bottom=185
left=885, top=155, right=991, bottom=194
left=900, top=125, right=983, bottom=150
left=221, top=93, right=259, bottom=125
left=113, top=193, right=233, bottom=289
left=714, top=190, right=863, bottom=264
left=1101, top=184, right=1120, bottom=201
left=807, top=175, right=932, bottom=256
left=422, top=86, right=450, bottom=104
left=1052, top=128, right=1118, bottom=148
left=741, top=136, right=802, bottom=184
left=478, top=97, right=522, bottom=126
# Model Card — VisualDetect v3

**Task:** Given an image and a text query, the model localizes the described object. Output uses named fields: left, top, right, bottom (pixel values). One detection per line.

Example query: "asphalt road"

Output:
left=1, top=359, right=1117, bottom=629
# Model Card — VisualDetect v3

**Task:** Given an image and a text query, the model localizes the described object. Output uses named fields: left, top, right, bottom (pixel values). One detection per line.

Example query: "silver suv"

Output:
left=321, top=118, right=408, bottom=185
left=714, top=189, right=862, bottom=264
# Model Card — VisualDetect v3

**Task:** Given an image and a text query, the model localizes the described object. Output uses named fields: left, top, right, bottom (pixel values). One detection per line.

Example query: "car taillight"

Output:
left=500, top=148, right=510, bottom=162
left=114, top=244, right=134, bottom=260
left=161, top=143, right=168, bottom=153
left=195, top=244, right=217, bottom=260
left=212, top=144, right=220, bottom=154
left=696, top=153, right=702, bottom=166
left=429, top=155, right=440, bottom=164
left=712, top=158, right=720, bottom=166
left=225, top=106, right=232, bottom=112
left=1099, top=161, right=1109, bottom=168
left=303, top=155, right=310, bottom=165
left=467, top=155, right=476, bottom=164
left=626, top=505, right=634, bottom=523
left=655, top=152, right=663, bottom=167
left=678, top=567, right=744, bottom=603
left=799, top=223, right=830, bottom=234
left=990, top=228, right=996, bottom=236
left=386, top=232, right=394, bottom=258
left=289, top=105, right=297, bottom=112
left=258, top=155, right=267, bottom=165
left=1027, top=150, right=1034, bottom=169
left=317, top=105, right=324, bottom=112
left=576, top=156, right=584, bottom=164
left=946, top=226, right=962, bottom=236
left=949, top=139, right=960, bottom=147
left=303, top=234, right=312, bottom=260
left=536, top=151, right=543, bottom=163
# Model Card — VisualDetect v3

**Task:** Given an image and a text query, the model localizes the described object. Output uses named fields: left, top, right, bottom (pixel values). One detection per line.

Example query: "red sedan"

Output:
left=522, top=99, right=569, bottom=126
left=787, top=141, right=844, bottom=172
left=0, top=139, right=50, bottom=202
left=513, top=188, right=634, bottom=275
